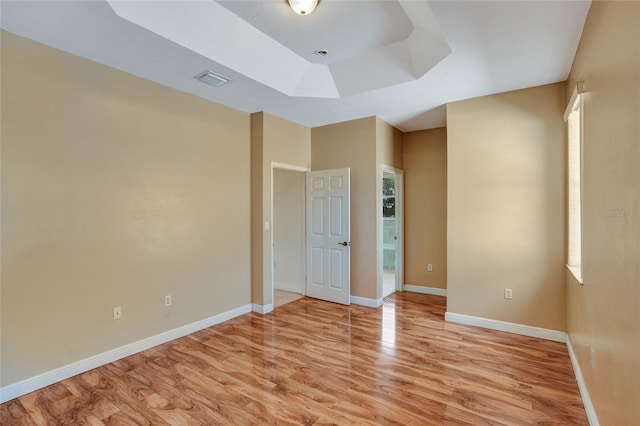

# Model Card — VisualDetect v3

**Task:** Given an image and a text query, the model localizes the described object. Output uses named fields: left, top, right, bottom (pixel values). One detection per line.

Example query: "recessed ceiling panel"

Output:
left=217, top=0, right=414, bottom=64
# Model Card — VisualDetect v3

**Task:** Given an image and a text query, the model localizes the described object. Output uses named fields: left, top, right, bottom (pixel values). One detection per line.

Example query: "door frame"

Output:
left=378, top=164, right=404, bottom=299
left=270, top=162, right=310, bottom=308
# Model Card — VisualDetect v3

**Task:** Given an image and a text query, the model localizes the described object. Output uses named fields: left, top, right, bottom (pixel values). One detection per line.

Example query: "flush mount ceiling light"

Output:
left=194, top=70, right=230, bottom=87
left=288, top=0, right=319, bottom=16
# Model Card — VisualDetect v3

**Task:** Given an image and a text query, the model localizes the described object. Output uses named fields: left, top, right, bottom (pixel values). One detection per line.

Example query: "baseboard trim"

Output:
left=444, top=312, right=566, bottom=343
left=404, top=284, right=447, bottom=296
left=350, top=295, right=383, bottom=308
left=252, top=303, right=274, bottom=314
left=566, top=335, right=600, bottom=425
left=0, top=303, right=252, bottom=404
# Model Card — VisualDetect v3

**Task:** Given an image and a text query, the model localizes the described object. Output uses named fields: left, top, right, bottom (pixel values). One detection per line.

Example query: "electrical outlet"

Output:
left=427, top=264, right=433, bottom=272
left=165, top=295, right=172, bottom=307
left=590, top=347, right=596, bottom=369
left=504, top=288, right=513, bottom=300
left=113, top=307, right=122, bottom=320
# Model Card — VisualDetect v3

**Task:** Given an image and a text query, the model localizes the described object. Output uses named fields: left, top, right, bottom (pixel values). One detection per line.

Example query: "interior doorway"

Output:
left=380, top=166, right=403, bottom=298
left=272, top=167, right=306, bottom=308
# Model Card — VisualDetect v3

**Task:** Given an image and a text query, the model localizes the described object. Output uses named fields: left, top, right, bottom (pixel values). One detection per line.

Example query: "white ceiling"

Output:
left=0, top=0, right=591, bottom=132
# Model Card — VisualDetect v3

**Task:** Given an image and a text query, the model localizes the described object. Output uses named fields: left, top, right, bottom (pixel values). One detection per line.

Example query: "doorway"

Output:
left=270, top=164, right=352, bottom=310
left=380, top=166, right=403, bottom=298
left=272, top=167, right=306, bottom=308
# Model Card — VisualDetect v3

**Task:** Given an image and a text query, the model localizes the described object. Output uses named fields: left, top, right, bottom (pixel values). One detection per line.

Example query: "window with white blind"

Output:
left=565, top=82, right=584, bottom=283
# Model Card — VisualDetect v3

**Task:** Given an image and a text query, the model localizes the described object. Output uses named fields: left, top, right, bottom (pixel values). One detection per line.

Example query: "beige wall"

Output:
left=250, top=114, right=265, bottom=305
left=0, top=29, right=4, bottom=383
left=447, top=83, right=567, bottom=331
left=251, top=112, right=310, bottom=306
left=273, top=169, right=305, bottom=293
left=312, top=117, right=378, bottom=299
left=376, top=117, right=403, bottom=170
left=565, top=1, right=640, bottom=424
left=403, top=128, right=447, bottom=290
left=1, top=32, right=251, bottom=385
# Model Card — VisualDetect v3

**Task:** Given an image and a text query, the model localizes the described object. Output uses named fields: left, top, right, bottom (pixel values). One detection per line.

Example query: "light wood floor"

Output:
left=274, top=289, right=304, bottom=308
left=0, top=293, right=588, bottom=425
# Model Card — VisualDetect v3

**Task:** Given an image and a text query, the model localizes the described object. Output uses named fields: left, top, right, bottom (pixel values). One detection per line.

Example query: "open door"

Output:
left=306, top=168, right=351, bottom=305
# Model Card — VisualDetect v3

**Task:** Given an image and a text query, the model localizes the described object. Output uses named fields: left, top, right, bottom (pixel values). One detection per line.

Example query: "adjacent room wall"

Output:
left=565, top=1, right=640, bottom=424
left=312, top=117, right=378, bottom=300
left=446, top=83, right=567, bottom=331
left=1, top=32, right=251, bottom=386
left=250, top=112, right=310, bottom=308
left=273, top=169, right=305, bottom=294
left=403, top=127, right=447, bottom=290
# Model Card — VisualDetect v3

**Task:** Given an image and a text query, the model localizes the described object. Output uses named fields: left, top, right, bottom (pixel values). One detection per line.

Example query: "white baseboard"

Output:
left=566, top=335, right=600, bottom=426
left=444, top=312, right=567, bottom=343
left=404, top=284, right=447, bottom=296
left=350, top=295, right=383, bottom=308
left=0, top=304, right=252, bottom=404
left=252, top=303, right=274, bottom=314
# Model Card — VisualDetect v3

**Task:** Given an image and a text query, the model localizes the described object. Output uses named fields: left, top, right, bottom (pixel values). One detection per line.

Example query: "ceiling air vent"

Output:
left=194, top=70, right=231, bottom=87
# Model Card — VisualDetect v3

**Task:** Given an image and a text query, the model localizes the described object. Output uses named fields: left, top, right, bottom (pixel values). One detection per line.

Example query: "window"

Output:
left=565, top=82, right=584, bottom=283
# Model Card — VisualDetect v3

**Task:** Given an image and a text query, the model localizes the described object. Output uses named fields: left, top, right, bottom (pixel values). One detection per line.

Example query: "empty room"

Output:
left=1, top=1, right=638, bottom=425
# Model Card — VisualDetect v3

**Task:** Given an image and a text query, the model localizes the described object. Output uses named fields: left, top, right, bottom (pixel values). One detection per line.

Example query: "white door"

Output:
left=306, top=168, right=351, bottom=305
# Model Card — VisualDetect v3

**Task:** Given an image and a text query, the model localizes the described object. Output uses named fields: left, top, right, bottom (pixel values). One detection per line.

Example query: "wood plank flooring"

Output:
left=0, top=293, right=588, bottom=425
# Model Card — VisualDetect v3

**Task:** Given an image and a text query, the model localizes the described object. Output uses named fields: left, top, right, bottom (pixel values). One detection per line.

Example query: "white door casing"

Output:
left=306, top=168, right=351, bottom=305
left=378, top=165, right=404, bottom=298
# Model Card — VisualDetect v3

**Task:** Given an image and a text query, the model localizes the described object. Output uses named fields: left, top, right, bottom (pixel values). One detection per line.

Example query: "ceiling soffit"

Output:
left=106, top=0, right=451, bottom=99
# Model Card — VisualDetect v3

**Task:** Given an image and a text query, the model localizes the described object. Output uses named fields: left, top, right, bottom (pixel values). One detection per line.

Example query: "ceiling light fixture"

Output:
left=288, top=0, right=318, bottom=16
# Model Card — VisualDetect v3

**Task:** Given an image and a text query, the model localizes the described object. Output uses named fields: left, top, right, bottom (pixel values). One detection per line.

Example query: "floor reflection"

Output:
left=381, top=302, right=396, bottom=351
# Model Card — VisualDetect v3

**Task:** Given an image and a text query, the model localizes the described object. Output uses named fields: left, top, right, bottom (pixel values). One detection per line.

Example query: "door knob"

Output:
left=338, top=241, right=350, bottom=246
